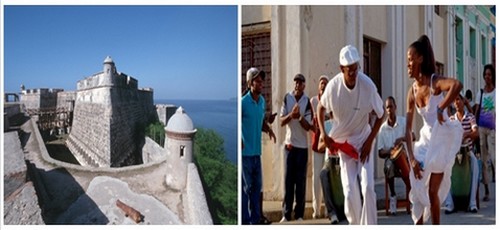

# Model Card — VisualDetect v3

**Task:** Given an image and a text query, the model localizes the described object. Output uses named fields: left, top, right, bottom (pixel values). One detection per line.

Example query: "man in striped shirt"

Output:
left=444, top=94, right=479, bottom=213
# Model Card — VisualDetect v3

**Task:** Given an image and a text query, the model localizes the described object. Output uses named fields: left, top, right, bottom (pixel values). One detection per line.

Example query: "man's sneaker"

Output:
left=330, top=214, right=339, bottom=224
left=468, top=205, right=478, bottom=213
left=444, top=203, right=455, bottom=214
left=389, top=195, right=397, bottom=215
left=296, top=218, right=303, bottom=222
left=483, top=194, right=490, bottom=201
left=258, top=216, right=272, bottom=225
left=279, top=217, right=288, bottom=223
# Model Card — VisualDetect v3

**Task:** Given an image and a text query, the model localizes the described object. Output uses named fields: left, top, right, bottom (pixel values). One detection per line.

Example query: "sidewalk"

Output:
left=263, top=177, right=496, bottom=225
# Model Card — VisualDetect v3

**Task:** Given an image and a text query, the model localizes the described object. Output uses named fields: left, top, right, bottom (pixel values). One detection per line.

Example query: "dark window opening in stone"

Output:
left=180, top=145, right=185, bottom=158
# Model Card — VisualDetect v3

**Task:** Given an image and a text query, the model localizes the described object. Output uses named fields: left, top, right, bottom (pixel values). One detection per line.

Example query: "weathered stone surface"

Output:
left=4, top=131, right=27, bottom=197
left=186, top=163, right=213, bottom=225
left=4, top=182, right=44, bottom=225
left=57, top=176, right=181, bottom=224
left=67, top=59, right=155, bottom=167
left=142, top=137, right=166, bottom=164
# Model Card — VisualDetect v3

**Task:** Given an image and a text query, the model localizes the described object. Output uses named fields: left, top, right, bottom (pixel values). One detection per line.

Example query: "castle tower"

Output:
left=67, top=56, right=154, bottom=167
left=165, top=107, right=197, bottom=190
left=102, top=56, right=116, bottom=86
left=103, top=56, right=116, bottom=76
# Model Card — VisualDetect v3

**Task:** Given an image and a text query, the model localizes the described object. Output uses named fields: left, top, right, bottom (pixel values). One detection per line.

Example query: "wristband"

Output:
left=436, top=106, right=444, bottom=114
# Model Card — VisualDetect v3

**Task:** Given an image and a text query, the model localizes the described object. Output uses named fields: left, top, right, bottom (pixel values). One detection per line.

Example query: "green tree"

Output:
left=194, top=128, right=237, bottom=225
left=145, top=121, right=165, bottom=146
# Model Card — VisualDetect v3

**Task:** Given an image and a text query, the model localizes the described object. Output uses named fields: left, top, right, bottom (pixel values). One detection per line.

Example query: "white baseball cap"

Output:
left=339, top=45, right=360, bottom=66
left=246, top=67, right=265, bottom=82
left=319, top=75, right=329, bottom=82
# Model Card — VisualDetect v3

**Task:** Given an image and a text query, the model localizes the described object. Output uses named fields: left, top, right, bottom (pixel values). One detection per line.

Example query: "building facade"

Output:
left=242, top=5, right=495, bottom=202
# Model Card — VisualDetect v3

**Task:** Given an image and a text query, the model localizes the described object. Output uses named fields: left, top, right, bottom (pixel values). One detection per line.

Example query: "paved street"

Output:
left=264, top=177, right=495, bottom=225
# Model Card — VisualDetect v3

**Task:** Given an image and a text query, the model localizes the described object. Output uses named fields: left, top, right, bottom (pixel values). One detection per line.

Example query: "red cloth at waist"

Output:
left=327, top=140, right=359, bottom=160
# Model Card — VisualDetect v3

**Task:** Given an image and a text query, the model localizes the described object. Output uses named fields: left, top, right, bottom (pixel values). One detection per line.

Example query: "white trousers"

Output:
left=312, top=151, right=325, bottom=217
left=338, top=143, right=377, bottom=225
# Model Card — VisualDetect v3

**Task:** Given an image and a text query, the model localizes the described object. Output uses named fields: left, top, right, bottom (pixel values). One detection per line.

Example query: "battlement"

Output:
left=77, top=72, right=138, bottom=91
left=22, top=88, right=64, bottom=95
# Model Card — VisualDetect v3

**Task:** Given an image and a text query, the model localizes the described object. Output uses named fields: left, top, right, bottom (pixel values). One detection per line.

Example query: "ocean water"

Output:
left=155, top=99, right=237, bottom=164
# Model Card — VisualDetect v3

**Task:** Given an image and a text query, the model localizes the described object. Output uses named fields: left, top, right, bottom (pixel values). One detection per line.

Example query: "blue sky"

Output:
left=3, top=5, right=237, bottom=100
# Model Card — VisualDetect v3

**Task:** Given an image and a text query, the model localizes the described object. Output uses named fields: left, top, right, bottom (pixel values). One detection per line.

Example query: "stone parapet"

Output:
left=77, top=72, right=139, bottom=91
left=3, top=131, right=27, bottom=197
left=186, top=163, right=213, bottom=224
left=142, top=137, right=166, bottom=164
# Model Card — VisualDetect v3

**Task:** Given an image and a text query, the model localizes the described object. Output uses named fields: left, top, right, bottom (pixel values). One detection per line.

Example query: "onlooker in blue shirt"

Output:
left=241, top=67, right=276, bottom=224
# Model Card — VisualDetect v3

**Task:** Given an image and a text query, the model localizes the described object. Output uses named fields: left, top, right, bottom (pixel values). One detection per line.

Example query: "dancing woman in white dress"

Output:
left=404, top=35, right=463, bottom=225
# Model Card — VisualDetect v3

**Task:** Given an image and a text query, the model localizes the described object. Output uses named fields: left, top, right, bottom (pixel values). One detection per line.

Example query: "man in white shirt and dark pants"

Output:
left=279, top=73, right=313, bottom=222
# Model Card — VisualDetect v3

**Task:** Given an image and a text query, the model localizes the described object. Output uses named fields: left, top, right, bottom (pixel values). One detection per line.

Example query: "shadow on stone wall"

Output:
left=26, top=163, right=108, bottom=224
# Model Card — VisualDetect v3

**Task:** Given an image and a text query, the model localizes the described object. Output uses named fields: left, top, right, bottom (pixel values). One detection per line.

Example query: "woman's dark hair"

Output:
left=483, top=64, right=495, bottom=85
left=409, top=35, right=436, bottom=76
left=465, top=89, right=473, bottom=100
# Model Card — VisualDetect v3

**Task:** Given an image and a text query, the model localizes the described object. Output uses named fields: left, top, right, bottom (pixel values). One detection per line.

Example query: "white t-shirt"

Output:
left=320, top=71, right=384, bottom=150
left=377, top=116, right=406, bottom=152
left=281, top=92, right=312, bottom=148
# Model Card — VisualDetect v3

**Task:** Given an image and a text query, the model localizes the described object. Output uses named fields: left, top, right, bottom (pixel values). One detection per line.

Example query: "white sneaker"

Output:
left=330, top=214, right=339, bottom=224
left=296, top=218, right=303, bottom=222
left=389, top=195, right=397, bottom=214
left=279, top=217, right=288, bottom=223
left=444, top=203, right=455, bottom=214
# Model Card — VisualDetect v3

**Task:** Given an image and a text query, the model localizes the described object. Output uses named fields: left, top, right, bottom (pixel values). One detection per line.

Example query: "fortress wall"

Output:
left=109, top=100, right=144, bottom=167
left=108, top=84, right=157, bottom=166
left=68, top=80, right=156, bottom=167
left=56, top=91, right=76, bottom=111
left=20, top=92, right=41, bottom=111
left=77, top=73, right=108, bottom=90
left=67, top=101, right=111, bottom=166
left=156, top=104, right=177, bottom=126
left=40, top=89, right=62, bottom=109
left=4, top=103, right=21, bottom=119
left=21, top=89, right=62, bottom=111
left=114, top=74, right=138, bottom=89
left=142, top=137, right=166, bottom=164
left=139, top=89, right=156, bottom=121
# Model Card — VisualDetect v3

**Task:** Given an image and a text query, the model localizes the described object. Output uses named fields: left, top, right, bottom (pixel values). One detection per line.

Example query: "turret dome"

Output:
left=165, top=107, right=196, bottom=133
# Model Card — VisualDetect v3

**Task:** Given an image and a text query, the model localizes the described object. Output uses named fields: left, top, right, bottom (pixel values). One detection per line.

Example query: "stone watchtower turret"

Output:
left=102, top=56, right=116, bottom=85
left=165, top=107, right=197, bottom=190
left=103, top=56, right=116, bottom=75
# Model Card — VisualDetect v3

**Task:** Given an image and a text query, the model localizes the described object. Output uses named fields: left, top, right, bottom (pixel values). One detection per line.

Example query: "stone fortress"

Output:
left=67, top=56, right=156, bottom=167
left=3, top=56, right=212, bottom=224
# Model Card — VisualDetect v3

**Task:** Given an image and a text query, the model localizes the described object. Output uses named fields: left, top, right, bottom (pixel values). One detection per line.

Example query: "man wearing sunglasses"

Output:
left=316, top=45, right=385, bottom=225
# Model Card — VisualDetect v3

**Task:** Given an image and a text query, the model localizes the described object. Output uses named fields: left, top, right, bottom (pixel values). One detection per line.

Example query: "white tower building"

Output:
left=165, top=107, right=197, bottom=190
left=102, top=56, right=116, bottom=85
